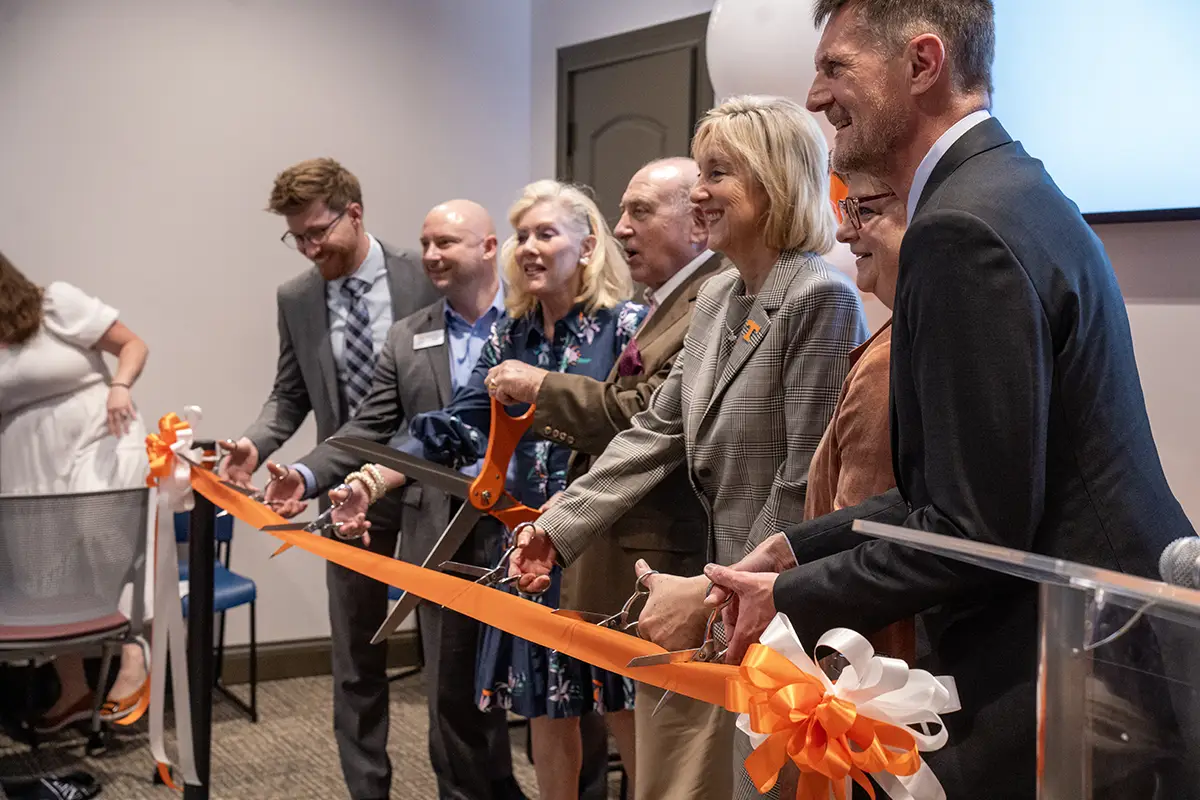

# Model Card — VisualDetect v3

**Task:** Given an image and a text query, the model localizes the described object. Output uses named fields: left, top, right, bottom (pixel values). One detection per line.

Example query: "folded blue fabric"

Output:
left=409, top=411, right=486, bottom=469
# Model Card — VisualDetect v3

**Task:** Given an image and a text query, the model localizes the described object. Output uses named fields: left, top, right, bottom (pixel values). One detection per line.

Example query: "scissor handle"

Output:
left=468, top=397, right=536, bottom=511
left=492, top=502, right=540, bottom=531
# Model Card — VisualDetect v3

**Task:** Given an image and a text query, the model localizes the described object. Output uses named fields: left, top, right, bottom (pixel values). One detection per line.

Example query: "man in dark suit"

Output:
left=705, top=2, right=1197, bottom=798
left=217, top=158, right=439, bottom=800
left=261, top=199, right=522, bottom=800
left=486, top=158, right=728, bottom=799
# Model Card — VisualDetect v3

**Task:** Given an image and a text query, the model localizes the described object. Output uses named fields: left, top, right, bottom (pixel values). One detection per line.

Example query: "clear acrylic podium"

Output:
left=853, top=519, right=1200, bottom=800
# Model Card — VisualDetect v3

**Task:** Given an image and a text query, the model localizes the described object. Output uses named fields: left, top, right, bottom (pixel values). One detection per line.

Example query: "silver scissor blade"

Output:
left=626, top=649, right=702, bottom=668
left=369, top=502, right=485, bottom=645
left=220, top=480, right=261, bottom=498
left=326, top=437, right=473, bottom=499
left=438, top=561, right=491, bottom=579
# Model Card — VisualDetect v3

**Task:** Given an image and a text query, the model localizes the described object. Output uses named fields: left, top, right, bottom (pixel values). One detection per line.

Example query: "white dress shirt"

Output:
left=907, top=110, right=992, bottom=224
left=649, top=248, right=715, bottom=311
left=326, top=233, right=393, bottom=372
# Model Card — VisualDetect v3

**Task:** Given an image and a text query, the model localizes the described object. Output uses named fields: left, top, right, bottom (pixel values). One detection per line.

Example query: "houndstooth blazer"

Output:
left=539, top=248, right=869, bottom=568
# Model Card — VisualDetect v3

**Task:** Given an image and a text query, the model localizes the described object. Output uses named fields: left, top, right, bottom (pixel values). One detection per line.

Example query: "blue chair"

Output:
left=174, top=509, right=257, bottom=723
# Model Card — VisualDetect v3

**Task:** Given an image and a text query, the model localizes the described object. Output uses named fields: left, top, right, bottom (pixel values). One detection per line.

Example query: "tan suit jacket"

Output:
left=531, top=252, right=726, bottom=614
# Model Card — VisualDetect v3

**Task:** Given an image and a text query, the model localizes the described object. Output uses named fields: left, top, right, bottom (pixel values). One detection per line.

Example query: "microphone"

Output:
left=1158, top=537, right=1200, bottom=589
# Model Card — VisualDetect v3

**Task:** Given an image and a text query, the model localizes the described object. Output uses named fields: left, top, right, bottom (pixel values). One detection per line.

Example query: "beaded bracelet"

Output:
left=344, top=471, right=376, bottom=505
left=345, top=465, right=386, bottom=505
left=362, top=464, right=387, bottom=503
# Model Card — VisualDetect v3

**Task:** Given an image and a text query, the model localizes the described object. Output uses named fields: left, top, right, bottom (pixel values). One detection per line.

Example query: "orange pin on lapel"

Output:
left=742, top=320, right=761, bottom=342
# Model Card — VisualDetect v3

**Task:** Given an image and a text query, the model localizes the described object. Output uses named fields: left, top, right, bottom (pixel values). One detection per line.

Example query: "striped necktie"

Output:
left=340, top=277, right=376, bottom=416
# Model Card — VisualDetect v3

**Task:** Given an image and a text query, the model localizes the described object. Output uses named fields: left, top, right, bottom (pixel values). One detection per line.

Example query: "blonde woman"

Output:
left=506, top=96, right=868, bottom=795
left=337, top=180, right=644, bottom=799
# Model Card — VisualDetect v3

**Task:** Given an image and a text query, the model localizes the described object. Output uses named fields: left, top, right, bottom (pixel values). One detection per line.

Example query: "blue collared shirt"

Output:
left=445, top=286, right=505, bottom=479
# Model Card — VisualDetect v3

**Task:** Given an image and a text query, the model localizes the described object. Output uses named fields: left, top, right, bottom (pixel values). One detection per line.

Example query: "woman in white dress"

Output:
left=0, top=251, right=153, bottom=732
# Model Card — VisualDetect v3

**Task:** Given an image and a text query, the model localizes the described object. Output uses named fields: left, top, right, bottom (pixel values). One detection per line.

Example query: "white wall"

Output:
left=0, top=0, right=532, bottom=645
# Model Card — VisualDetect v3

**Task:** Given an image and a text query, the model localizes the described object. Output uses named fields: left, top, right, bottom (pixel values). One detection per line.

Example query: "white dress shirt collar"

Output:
left=328, top=233, right=385, bottom=293
left=906, top=110, right=992, bottom=224
left=650, top=249, right=714, bottom=308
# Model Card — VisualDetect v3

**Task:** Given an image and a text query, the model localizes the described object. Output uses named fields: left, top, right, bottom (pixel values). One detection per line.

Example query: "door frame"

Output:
left=556, top=14, right=714, bottom=182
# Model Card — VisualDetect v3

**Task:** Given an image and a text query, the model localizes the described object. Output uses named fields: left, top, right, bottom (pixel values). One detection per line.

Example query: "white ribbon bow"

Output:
left=161, top=406, right=204, bottom=512
left=737, top=614, right=961, bottom=800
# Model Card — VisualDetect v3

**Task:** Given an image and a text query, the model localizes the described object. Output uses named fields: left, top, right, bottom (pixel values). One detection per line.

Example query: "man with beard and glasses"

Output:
left=705, top=2, right=1196, bottom=798
left=218, top=158, right=439, bottom=800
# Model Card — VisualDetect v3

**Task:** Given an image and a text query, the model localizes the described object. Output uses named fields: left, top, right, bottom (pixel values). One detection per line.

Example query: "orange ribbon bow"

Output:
left=727, top=644, right=922, bottom=800
left=145, top=411, right=190, bottom=486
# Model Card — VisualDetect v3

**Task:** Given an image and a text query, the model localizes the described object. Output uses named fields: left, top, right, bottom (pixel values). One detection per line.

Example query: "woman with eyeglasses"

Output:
left=723, top=170, right=911, bottom=798
left=0, top=251, right=152, bottom=733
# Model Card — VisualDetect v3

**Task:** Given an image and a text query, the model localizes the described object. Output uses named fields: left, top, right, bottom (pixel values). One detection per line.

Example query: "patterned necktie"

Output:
left=340, top=277, right=376, bottom=416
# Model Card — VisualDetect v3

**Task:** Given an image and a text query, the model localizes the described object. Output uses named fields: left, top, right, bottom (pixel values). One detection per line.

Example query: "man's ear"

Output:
left=907, top=33, right=947, bottom=97
left=482, top=234, right=498, bottom=261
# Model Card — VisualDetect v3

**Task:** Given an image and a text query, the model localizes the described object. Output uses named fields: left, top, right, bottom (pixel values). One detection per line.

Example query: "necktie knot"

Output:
left=342, top=277, right=370, bottom=301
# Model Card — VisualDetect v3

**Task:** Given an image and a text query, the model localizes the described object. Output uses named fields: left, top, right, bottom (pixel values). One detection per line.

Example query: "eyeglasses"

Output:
left=281, top=210, right=347, bottom=250
left=837, top=192, right=894, bottom=230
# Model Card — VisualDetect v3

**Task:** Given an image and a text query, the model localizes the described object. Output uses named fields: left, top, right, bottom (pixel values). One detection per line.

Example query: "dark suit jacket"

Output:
left=531, top=252, right=724, bottom=613
left=241, top=242, right=438, bottom=464
left=772, top=118, right=1195, bottom=797
left=300, top=299, right=458, bottom=562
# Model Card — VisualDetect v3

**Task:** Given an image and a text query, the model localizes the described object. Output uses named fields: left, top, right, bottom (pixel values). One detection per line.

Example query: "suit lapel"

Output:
left=419, top=301, right=454, bottom=405
left=915, top=117, right=1013, bottom=216
left=381, top=242, right=406, bottom=316
left=702, top=253, right=805, bottom=418
left=605, top=253, right=726, bottom=381
left=301, top=270, right=342, bottom=420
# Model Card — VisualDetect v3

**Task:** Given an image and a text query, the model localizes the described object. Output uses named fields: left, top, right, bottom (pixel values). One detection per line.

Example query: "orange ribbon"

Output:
left=180, top=448, right=922, bottom=799
left=145, top=412, right=190, bottom=486
left=188, top=467, right=737, bottom=705
left=727, top=644, right=923, bottom=800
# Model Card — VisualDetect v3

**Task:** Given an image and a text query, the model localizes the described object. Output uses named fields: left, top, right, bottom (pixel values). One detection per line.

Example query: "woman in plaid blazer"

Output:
left=509, top=96, right=869, bottom=783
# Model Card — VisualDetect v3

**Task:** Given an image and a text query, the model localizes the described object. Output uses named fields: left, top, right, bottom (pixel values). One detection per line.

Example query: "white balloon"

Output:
left=705, top=0, right=835, bottom=144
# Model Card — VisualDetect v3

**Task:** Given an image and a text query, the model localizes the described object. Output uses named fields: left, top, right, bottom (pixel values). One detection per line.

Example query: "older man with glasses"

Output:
left=218, top=157, right=438, bottom=800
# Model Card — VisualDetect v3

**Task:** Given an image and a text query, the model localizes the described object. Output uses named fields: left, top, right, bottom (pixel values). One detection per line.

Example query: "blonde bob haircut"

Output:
left=692, top=95, right=837, bottom=255
left=500, top=179, right=632, bottom=319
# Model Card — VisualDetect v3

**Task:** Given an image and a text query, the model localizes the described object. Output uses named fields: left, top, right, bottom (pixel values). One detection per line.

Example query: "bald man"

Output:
left=489, top=158, right=728, bottom=799
left=268, top=200, right=521, bottom=800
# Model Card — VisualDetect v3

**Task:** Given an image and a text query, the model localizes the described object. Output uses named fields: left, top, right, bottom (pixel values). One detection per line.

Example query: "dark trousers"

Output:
left=327, top=494, right=517, bottom=799
left=417, top=517, right=518, bottom=800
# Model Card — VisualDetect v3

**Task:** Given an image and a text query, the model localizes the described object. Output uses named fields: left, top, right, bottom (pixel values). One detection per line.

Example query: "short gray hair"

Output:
left=813, top=0, right=995, bottom=96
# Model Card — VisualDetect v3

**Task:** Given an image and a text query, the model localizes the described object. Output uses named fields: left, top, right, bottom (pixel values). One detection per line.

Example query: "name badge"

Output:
left=413, top=329, right=446, bottom=350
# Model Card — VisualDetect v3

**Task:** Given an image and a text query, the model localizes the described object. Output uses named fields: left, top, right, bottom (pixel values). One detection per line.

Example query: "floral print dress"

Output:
left=410, top=300, right=645, bottom=719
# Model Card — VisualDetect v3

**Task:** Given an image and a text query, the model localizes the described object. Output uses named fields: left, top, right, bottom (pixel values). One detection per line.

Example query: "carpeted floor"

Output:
left=0, top=673, right=623, bottom=799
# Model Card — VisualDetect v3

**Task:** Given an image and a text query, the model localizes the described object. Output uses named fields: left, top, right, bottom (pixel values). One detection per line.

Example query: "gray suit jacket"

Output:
left=300, top=299, right=457, bottom=562
left=539, top=249, right=868, bottom=568
left=241, top=243, right=438, bottom=463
